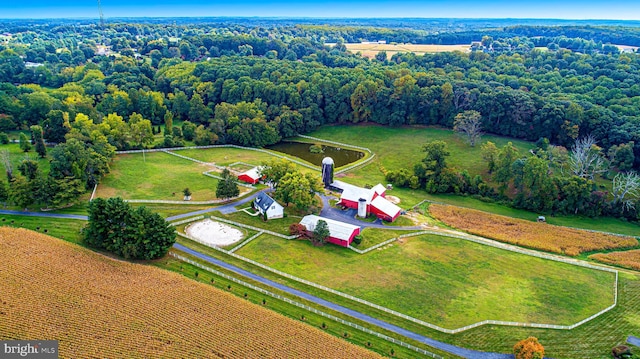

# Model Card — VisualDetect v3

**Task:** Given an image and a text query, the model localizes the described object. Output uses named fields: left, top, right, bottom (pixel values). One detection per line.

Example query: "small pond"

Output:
left=266, top=141, right=365, bottom=167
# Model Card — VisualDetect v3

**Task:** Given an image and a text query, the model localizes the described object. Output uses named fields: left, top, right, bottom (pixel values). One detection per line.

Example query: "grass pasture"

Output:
left=96, top=151, right=222, bottom=201
left=176, top=147, right=319, bottom=173
left=0, top=215, right=85, bottom=243
left=344, top=43, right=470, bottom=59
left=0, top=228, right=382, bottom=358
left=304, top=125, right=534, bottom=207
left=235, top=231, right=615, bottom=329
left=429, top=204, right=638, bottom=256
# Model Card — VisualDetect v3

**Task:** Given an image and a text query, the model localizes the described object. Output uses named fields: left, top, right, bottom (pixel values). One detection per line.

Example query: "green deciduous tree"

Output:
left=274, top=171, right=320, bottom=212
left=453, top=110, right=483, bottom=147
left=30, top=125, right=47, bottom=158
left=216, top=168, right=240, bottom=200
left=84, top=197, right=176, bottom=260
left=19, top=133, right=31, bottom=152
left=260, top=159, right=297, bottom=188
left=9, top=175, right=33, bottom=209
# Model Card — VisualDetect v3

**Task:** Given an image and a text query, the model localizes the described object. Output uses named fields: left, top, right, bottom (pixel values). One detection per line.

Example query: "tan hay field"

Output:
left=429, top=204, right=638, bottom=256
left=0, top=227, right=381, bottom=358
left=590, top=250, right=640, bottom=270
left=345, top=43, right=469, bottom=59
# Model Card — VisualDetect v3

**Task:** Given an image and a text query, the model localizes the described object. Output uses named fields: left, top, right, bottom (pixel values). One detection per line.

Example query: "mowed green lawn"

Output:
left=453, top=272, right=640, bottom=359
left=176, top=147, right=319, bottom=174
left=236, top=232, right=615, bottom=329
left=96, top=152, right=220, bottom=201
left=0, top=214, right=85, bottom=243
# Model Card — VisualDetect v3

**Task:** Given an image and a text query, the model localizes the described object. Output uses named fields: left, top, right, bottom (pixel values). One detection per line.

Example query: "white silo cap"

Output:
left=322, top=157, right=334, bottom=165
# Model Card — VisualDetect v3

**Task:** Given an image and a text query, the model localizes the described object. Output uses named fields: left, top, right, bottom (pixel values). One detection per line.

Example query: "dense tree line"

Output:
left=2, top=19, right=640, bottom=215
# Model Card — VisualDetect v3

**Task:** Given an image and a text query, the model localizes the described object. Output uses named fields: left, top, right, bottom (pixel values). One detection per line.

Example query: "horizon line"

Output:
left=1, top=16, right=640, bottom=22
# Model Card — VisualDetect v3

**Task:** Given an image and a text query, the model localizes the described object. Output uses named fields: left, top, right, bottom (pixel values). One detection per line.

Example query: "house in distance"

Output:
left=253, top=192, right=284, bottom=220
left=299, top=215, right=361, bottom=247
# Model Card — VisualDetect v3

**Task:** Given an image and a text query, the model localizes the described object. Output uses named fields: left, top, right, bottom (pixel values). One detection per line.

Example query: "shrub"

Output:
left=352, top=235, right=363, bottom=245
left=0, top=133, right=9, bottom=144
left=309, top=144, right=324, bottom=154
left=612, top=345, right=632, bottom=359
left=289, top=223, right=308, bottom=237
left=513, top=337, right=544, bottom=359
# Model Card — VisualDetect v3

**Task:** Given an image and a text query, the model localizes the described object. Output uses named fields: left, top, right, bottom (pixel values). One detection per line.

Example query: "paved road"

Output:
left=319, top=194, right=423, bottom=230
left=165, top=189, right=272, bottom=221
left=0, top=209, right=88, bottom=220
left=173, top=243, right=512, bottom=359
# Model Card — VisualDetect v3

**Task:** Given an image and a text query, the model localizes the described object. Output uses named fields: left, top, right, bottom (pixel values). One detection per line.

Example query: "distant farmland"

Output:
left=343, top=43, right=470, bottom=58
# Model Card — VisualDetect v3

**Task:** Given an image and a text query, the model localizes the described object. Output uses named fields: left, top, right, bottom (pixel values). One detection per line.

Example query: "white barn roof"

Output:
left=333, top=180, right=376, bottom=204
left=371, top=196, right=401, bottom=217
left=299, top=215, right=360, bottom=242
left=240, top=166, right=262, bottom=180
left=371, top=183, right=386, bottom=195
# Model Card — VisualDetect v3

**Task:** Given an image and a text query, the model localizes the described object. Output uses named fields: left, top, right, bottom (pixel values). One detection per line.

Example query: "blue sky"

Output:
left=1, top=0, right=639, bottom=20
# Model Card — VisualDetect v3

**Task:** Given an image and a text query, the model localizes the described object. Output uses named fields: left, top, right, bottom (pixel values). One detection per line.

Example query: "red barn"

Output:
left=237, top=167, right=262, bottom=185
left=370, top=196, right=401, bottom=222
left=299, top=215, right=361, bottom=247
left=333, top=180, right=401, bottom=222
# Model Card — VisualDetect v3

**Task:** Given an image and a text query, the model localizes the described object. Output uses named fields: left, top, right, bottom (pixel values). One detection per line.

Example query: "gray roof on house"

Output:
left=254, top=192, right=280, bottom=212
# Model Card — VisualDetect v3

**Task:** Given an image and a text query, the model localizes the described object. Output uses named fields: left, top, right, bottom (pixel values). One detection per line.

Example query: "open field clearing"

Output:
left=0, top=215, right=85, bottom=243
left=302, top=125, right=533, bottom=207
left=591, top=250, right=640, bottom=271
left=95, top=151, right=222, bottom=201
left=453, top=272, right=640, bottom=359
left=176, top=147, right=320, bottom=174
left=344, top=43, right=470, bottom=59
left=235, top=232, right=615, bottom=329
left=429, top=204, right=638, bottom=256
left=0, top=228, right=382, bottom=359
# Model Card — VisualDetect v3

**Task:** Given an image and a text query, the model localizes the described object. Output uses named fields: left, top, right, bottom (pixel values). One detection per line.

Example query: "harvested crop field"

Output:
left=590, top=250, right=640, bottom=270
left=0, top=227, right=381, bottom=358
left=343, top=43, right=469, bottom=59
left=429, top=204, right=638, bottom=256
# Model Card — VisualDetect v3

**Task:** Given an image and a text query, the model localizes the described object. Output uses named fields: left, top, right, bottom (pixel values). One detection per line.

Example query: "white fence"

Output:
left=177, top=223, right=619, bottom=334
left=295, top=134, right=377, bottom=174
left=229, top=231, right=264, bottom=253
left=169, top=216, right=204, bottom=227
left=349, top=236, right=399, bottom=254
left=169, top=252, right=442, bottom=359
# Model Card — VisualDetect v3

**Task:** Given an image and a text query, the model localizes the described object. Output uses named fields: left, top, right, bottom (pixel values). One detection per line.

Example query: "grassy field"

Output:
left=95, top=151, right=222, bottom=201
left=0, top=228, right=383, bottom=358
left=0, top=214, right=85, bottom=243
left=355, top=227, right=415, bottom=249
left=453, top=272, right=640, bottom=359
left=344, top=43, right=470, bottom=59
left=176, top=147, right=320, bottom=174
left=300, top=125, right=533, bottom=207
left=235, top=232, right=615, bottom=329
